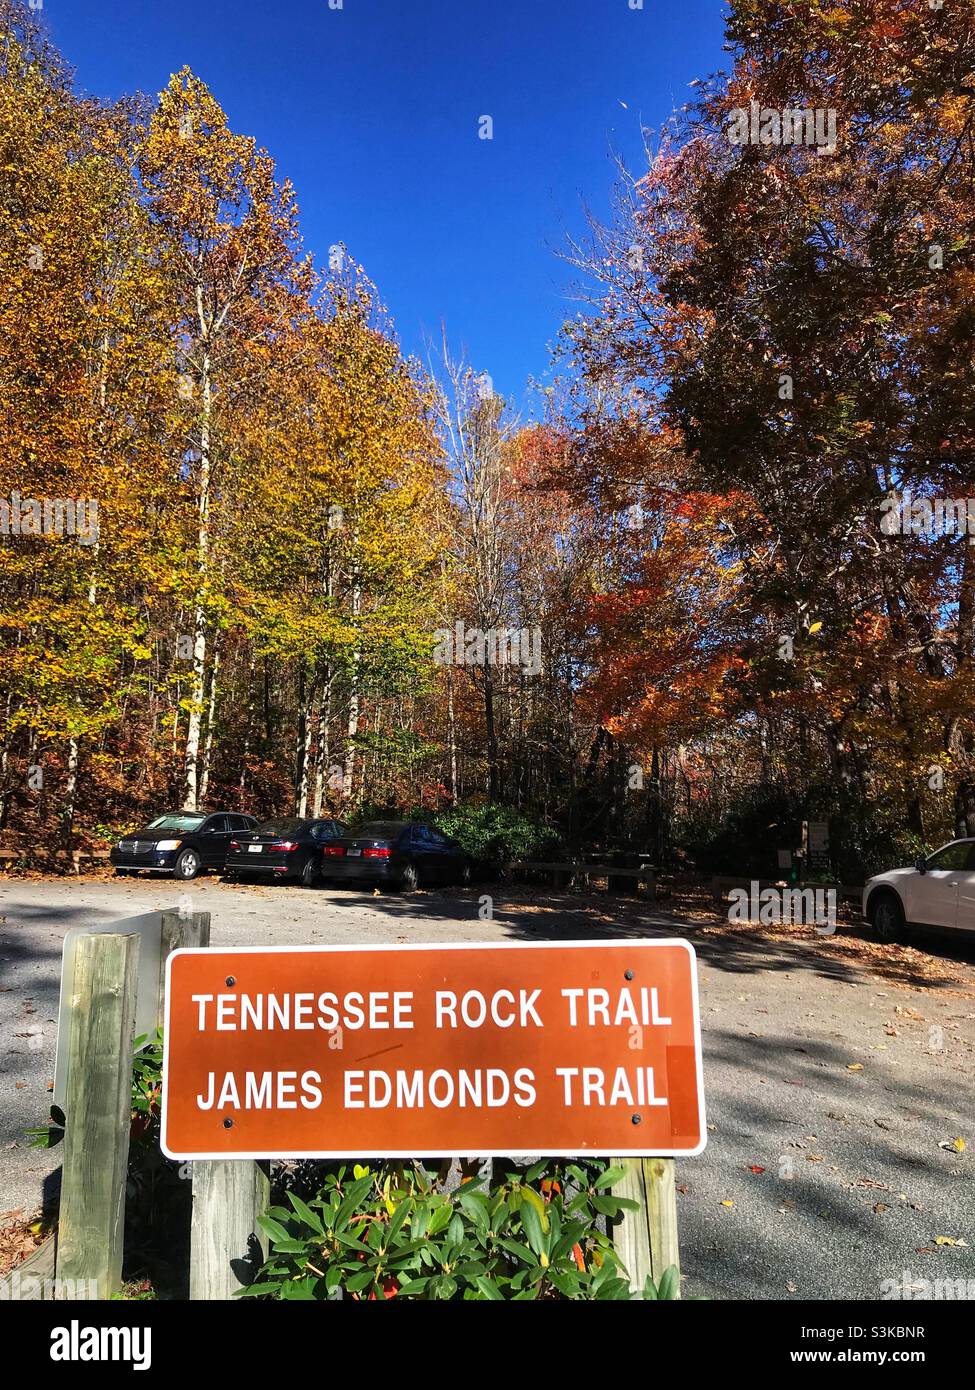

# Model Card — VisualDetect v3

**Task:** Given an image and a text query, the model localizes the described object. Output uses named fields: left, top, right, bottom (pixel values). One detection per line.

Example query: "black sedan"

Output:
left=320, top=820, right=471, bottom=891
left=223, top=817, right=347, bottom=886
left=110, top=811, right=258, bottom=880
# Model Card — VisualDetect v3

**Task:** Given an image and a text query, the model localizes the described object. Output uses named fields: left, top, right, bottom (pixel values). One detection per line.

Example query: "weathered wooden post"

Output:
left=157, top=908, right=211, bottom=1028
left=189, top=1161, right=270, bottom=1300
left=611, top=1156, right=680, bottom=1296
left=173, top=911, right=270, bottom=1300
left=55, top=931, right=139, bottom=1299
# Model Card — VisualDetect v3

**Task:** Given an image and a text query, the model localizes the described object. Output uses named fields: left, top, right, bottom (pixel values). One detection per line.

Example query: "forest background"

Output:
left=2, top=0, right=974, bottom=882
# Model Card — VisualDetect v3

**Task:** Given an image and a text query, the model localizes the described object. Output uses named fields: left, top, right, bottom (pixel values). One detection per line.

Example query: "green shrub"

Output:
left=244, top=1159, right=676, bottom=1301
left=434, top=802, right=558, bottom=867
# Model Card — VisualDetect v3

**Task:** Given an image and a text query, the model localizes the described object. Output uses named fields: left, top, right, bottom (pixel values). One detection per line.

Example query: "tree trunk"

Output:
left=61, top=736, right=80, bottom=848
left=343, top=584, right=362, bottom=802
left=344, top=681, right=360, bottom=803
left=446, top=664, right=458, bottom=801
left=483, top=661, right=499, bottom=800
left=294, top=666, right=314, bottom=817
left=199, top=647, right=220, bottom=805
left=183, top=344, right=212, bottom=811
left=312, top=675, right=333, bottom=816
left=955, top=778, right=975, bottom=838
left=0, top=688, right=16, bottom=830
left=239, top=653, right=256, bottom=796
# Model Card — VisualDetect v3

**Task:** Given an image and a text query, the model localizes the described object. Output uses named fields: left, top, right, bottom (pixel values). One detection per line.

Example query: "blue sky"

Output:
left=46, top=0, right=729, bottom=409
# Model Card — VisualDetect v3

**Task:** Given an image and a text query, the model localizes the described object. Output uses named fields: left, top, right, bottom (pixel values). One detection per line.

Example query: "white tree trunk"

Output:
left=198, top=647, right=220, bottom=804
left=183, top=348, right=211, bottom=811
left=312, top=676, right=332, bottom=816
left=343, top=583, right=361, bottom=802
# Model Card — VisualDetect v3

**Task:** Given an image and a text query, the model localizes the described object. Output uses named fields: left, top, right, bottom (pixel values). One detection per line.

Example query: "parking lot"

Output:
left=1, top=873, right=974, bottom=1299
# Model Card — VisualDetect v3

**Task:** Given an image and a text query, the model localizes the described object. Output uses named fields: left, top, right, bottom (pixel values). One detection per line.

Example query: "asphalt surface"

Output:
left=1, top=874, right=973, bottom=1300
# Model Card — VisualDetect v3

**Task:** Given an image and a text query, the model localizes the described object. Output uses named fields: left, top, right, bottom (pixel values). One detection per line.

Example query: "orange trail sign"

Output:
left=161, top=940, right=706, bottom=1159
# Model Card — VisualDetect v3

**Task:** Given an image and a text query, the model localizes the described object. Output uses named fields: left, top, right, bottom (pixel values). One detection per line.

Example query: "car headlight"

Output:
left=155, top=839, right=182, bottom=851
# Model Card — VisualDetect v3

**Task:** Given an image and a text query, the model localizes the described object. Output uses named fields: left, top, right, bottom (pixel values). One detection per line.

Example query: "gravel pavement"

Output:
left=1, top=874, right=973, bottom=1300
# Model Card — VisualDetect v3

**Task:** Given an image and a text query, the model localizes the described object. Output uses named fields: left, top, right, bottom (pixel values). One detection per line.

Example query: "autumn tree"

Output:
left=138, top=68, right=313, bottom=810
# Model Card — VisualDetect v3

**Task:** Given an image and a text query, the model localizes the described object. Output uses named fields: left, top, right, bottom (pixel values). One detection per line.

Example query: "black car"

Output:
left=110, top=811, right=258, bottom=880
left=223, top=817, right=347, bottom=886
left=320, top=820, right=471, bottom=891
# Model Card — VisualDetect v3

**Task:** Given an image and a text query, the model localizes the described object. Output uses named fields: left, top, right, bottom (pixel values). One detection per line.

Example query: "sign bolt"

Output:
left=624, top=969, right=634, bottom=980
left=631, top=1113, right=642, bottom=1125
left=223, top=1118, right=234, bottom=1129
left=225, top=976, right=236, bottom=986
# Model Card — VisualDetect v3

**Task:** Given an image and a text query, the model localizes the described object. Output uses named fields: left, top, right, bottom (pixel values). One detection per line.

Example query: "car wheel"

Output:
left=871, top=891, right=905, bottom=943
left=399, top=862, right=419, bottom=892
left=301, top=857, right=320, bottom=888
left=174, top=848, right=201, bottom=881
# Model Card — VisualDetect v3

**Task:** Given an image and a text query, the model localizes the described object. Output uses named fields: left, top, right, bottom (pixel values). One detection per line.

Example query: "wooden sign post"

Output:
left=610, top=1156, right=681, bottom=1294
left=55, top=931, right=139, bottom=1300
left=157, top=912, right=272, bottom=1301
left=48, top=910, right=211, bottom=1301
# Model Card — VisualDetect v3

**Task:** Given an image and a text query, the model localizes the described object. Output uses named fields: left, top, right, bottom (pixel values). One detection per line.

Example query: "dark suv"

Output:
left=110, top=811, right=258, bottom=880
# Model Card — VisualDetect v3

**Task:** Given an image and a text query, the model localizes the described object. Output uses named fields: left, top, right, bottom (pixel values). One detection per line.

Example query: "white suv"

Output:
left=863, top=839, right=975, bottom=941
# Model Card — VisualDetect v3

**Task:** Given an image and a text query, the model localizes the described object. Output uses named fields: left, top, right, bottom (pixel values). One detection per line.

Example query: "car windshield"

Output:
left=255, top=819, right=306, bottom=835
left=925, top=841, right=975, bottom=871
left=146, top=814, right=207, bottom=832
left=354, top=822, right=406, bottom=840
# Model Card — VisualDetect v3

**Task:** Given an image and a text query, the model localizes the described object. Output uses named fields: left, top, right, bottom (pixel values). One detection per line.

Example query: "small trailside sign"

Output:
left=161, top=939, right=705, bottom=1160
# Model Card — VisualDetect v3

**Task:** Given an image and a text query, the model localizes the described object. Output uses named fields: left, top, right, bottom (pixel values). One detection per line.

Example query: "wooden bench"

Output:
left=510, top=860, right=656, bottom=898
left=53, top=849, right=111, bottom=874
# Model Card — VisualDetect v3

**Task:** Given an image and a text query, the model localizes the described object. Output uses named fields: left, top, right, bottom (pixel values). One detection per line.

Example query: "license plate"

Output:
left=248, top=845, right=263, bottom=853
left=347, top=848, right=361, bottom=856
